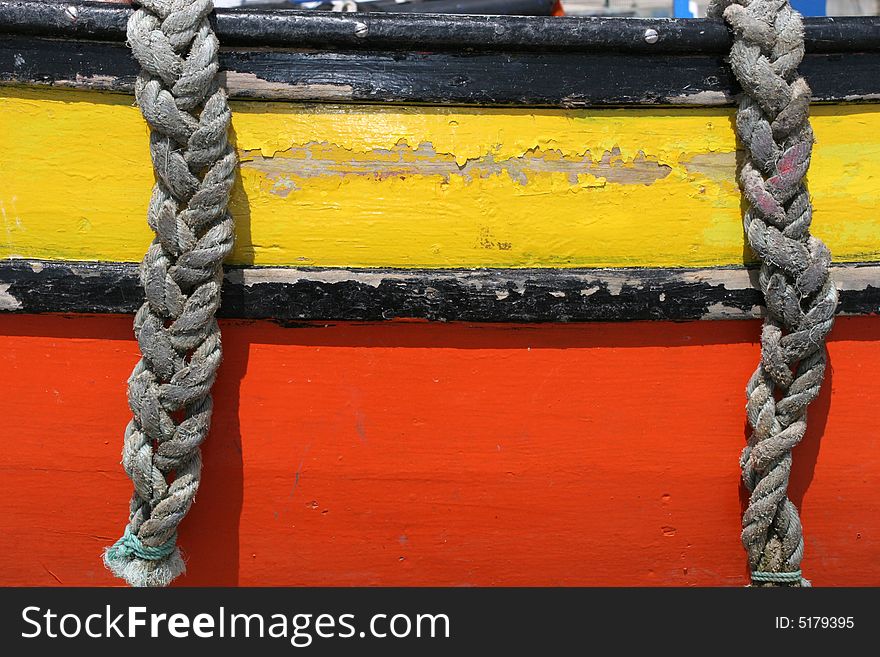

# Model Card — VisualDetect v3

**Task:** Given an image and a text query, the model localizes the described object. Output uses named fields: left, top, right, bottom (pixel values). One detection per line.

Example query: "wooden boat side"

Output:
left=1, top=89, right=879, bottom=268
left=0, top=6, right=878, bottom=587
left=1, top=86, right=878, bottom=323
left=2, top=313, right=880, bottom=587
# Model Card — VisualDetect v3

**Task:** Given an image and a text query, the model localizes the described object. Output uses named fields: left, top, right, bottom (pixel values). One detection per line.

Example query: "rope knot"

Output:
left=107, top=528, right=177, bottom=562
left=751, top=570, right=808, bottom=586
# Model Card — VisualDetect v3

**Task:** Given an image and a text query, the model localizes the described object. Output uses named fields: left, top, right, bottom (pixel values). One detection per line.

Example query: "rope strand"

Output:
left=709, top=0, right=837, bottom=587
left=104, top=0, right=235, bottom=587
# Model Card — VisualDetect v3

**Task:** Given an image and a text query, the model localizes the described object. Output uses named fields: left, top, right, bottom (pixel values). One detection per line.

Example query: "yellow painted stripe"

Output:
left=1, top=86, right=878, bottom=268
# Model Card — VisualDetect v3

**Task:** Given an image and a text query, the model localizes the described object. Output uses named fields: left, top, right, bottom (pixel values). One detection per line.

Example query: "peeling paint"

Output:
left=5, top=259, right=880, bottom=321
left=4, top=74, right=128, bottom=92
left=705, top=302, right=763, bottom=319
left=1, top=87, right=878, bottom=270
left=219, top=71, right=354, bottom=101
left=682, top=151, right=738, bottom=184
left=224, top=264, right=877, bottom=299
left=668, top=90, right=732, bottom=105
left=830, top=265, right=880, bottom=291
left=68, top=265, right=103, bottom=279
left=670, top=267, right=756, bottom=290
left=229, top=267, right=408, bottom=289
left=841, top=93, right=880, bottom=102
left=72, top=74, right=121, bottom=91
left=601, top=272, right=647, bottom=296
left=241, top=141, right=672, bottom=190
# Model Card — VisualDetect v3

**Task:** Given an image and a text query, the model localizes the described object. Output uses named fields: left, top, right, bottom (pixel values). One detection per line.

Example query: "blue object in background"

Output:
left=790, top=0, right=826, bottom=15
left=673, top=0, right=826, bottom=18
left=673, top=0, right=692, bottom=17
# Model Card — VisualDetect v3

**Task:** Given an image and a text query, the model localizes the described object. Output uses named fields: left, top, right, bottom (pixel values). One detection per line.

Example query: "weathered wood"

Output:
left=1, top=2, right=877, bottom=54
left=2, top=35, right=879, bottom=105
left=3, top=88, right=879, bottom=270
left=2, top=313, right=878, bottom=586
left=2, top=259, right=878, bottom=322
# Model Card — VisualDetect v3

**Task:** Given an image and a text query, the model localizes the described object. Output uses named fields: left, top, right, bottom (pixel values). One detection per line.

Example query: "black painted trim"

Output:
left=2, top=260, right=877, bottom=323
left=0, top=2, right=878, bottom=54
left=3, top=35, right=879, bottom=106
left=355, top=0, right=558, bottom=15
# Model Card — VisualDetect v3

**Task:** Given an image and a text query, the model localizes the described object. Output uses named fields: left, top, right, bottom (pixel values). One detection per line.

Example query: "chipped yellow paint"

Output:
left=1, top=86, right=878, bottom=268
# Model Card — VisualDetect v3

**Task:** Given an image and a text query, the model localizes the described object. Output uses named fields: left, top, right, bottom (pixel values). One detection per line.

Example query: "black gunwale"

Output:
left=0, top=1, right=878, bottom=54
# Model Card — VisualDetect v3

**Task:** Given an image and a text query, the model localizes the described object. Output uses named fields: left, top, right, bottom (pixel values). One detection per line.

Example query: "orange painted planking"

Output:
left=0, top=315, right=877, bottom=586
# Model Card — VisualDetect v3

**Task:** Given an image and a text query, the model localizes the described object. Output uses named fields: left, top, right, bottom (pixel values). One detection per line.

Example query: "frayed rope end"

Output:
left=103, top=528, right=185, bottom=588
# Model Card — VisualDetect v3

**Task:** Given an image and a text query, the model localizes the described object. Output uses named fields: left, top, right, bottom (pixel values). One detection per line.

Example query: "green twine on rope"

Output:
left=106, top=528, right=176, bottom=562
left=751, top=570, right=803, bottom=584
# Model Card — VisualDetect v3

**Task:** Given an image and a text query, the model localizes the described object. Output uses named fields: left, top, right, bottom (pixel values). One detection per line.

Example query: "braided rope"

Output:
left=103, top=0, right=236, bottom=587
left=709, top=0, right=837, bottom=586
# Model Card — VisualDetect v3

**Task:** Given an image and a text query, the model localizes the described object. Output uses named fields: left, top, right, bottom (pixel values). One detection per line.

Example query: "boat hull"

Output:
left=1, top=8, right=878, bottom=586
left=1, top=314, right=879, bottom=586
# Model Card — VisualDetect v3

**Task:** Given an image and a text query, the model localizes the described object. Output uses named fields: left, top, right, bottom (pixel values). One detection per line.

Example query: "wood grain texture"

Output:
left=1, top=87, right=879, bottom=269
left=0, top=314, right=877, bottom=586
